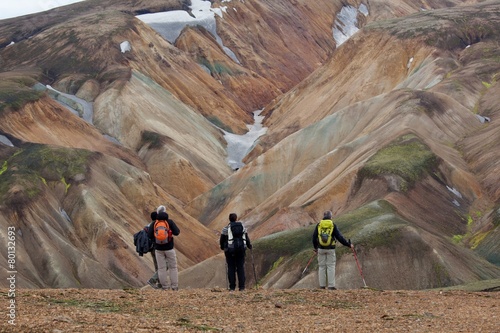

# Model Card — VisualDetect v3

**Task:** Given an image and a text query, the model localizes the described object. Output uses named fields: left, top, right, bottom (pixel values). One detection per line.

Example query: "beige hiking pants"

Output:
left=317, top=248, right=336, bottom=288
left=155, top=249, right=178, bottom=290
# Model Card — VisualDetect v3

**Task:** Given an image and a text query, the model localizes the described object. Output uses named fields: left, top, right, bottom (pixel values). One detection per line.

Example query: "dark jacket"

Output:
left=134, top=227, right=152, bottom=256
left=220, top=221, right=252, bottom=251
left=312, top=220, right=350, bottom=250
left=148, top=216, right=180, bottom=251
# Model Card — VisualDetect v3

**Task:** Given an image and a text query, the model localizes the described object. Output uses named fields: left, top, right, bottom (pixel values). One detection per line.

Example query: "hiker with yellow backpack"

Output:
left=312, top=210, right=353, bottom=290
left=147, top=205, right=181, bottom=291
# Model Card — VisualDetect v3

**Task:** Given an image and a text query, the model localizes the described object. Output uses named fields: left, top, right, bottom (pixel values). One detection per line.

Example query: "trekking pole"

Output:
left=350, top=241, right=367, bottom=288
left=301, top=251, right=316, bottom=277
left=250, top=248, right=258, bottom=289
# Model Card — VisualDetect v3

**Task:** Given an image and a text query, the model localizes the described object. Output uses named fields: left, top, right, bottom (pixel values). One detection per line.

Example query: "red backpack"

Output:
left=154, top=220, right=172, bottom=244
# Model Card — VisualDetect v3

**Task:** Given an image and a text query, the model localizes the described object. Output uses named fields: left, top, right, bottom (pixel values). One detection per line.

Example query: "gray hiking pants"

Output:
left=317, top=248, right=336, bottom=288
left=155, top=249, right=178, bottom=290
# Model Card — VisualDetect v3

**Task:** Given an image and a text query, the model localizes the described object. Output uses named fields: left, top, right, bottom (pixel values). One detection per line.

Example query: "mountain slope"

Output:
left=184, top=2, right=500, bottom=288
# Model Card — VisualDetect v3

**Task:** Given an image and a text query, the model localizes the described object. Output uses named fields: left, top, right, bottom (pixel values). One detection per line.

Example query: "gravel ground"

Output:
left=0, top=287, right=498, bottom=332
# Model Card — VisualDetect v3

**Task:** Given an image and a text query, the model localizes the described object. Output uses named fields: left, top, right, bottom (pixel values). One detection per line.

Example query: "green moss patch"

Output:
left=140, top=131, right=163, bottom=149
left=254, top=200, right=408, bottom=279
left=206, top=116, right=231, bottom=132
left=494, top=206, right=500, bottom=227
left=0, top=143, right=93, bottom=207
left=333, top=201, right=408, bottom=251
left=0, top=75, right=44, bottom=113
left=359, top=135, right=438, bottom=191
left=198, top=58, right=235, bottom=76
left=257, top=225, right=314, bottom=256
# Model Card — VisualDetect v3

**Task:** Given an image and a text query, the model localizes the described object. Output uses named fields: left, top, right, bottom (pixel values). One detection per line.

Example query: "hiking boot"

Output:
left=319, top=286, right=326, bottom=289
left=171, top=287, right=178, bottom=291
left=328, top=287, right=337, bottom=290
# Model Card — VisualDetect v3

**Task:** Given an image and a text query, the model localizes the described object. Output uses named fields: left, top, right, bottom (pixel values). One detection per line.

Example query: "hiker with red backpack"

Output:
left=219, top=213, right=252, bottom=291
left=147, top=205, right=181, bottom=291
left=312, top=210, right=353, bottom=290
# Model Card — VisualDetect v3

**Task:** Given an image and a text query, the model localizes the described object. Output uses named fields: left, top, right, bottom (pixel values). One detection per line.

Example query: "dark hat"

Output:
left=150, top=211, right=157, bottom=220
left=229, top=213, right=237, bottom=222
left=157, top=212, right=169, bottom=220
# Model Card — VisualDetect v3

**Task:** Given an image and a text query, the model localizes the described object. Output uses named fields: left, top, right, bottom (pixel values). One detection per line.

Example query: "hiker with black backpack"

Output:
left=219, top=213, right=252, bottom=291
left=146, top=211, right=161, bottom=289
left=133, top=211, right=161, bottom=289
left=312, top=210, right=353, bottom=290
left=147, top=205, right=181, bottom=291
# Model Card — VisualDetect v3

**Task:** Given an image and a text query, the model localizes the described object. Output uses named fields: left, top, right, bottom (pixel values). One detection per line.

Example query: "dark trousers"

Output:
left=225, top=251, right=246, bottom=290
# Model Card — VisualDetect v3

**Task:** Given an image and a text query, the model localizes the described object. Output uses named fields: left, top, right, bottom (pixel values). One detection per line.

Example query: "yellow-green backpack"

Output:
left=318, top=219, right=335, bottom=247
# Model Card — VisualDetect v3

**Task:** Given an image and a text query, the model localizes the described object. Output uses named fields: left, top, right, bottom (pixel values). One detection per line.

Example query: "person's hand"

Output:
left=313, top=248, right=318, bottom=254
left=348, top=239, right=354, bottom=249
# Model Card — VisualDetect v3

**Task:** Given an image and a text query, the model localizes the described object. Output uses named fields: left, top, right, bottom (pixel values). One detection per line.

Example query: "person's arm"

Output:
left=333, top=226, right=352, bottom=247
left=312, top=224, right=319, bottom=250
left=245, top=232, right=252, bottom=250
left=169, top=219, right=180, bottom=236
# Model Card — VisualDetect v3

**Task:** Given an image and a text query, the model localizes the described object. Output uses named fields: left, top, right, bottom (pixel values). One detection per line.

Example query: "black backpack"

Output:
left=227, top=222, right=247, bottom=253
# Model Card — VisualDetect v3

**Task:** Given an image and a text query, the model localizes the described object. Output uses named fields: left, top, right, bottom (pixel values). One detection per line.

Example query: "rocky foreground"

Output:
left=1, top=287, right=498, bottom=332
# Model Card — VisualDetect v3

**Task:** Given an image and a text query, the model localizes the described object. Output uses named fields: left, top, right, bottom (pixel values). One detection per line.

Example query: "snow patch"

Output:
left=136, top=0, right=240, bottom=64
left=120, top=41, right=131, bottom=53
left=45, top=85, right=94, bottom=124
left=358, top=4, right=369, bottom=16
left=0, top=135, right=14, bottom=147
left=224, top=110, right=267, bottom=170
left=476, top=115, right=491, bottom=123
left=407, top=57, right=414, bottom=69
left=333, top=4, right=369, bottom=46
left=59, top=207, right=72, bottom=223
left=446, top=186, right=462, bottom=198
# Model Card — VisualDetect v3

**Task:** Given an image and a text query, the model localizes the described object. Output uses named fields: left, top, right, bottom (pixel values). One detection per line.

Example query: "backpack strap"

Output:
left=227, top=223, right=234, bottom=243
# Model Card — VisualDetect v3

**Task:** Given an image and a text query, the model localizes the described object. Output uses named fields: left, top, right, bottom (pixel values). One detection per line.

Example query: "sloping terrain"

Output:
left=0, top=0, right=498, bottom=290
left=183, top=1, right=500, bottom=289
